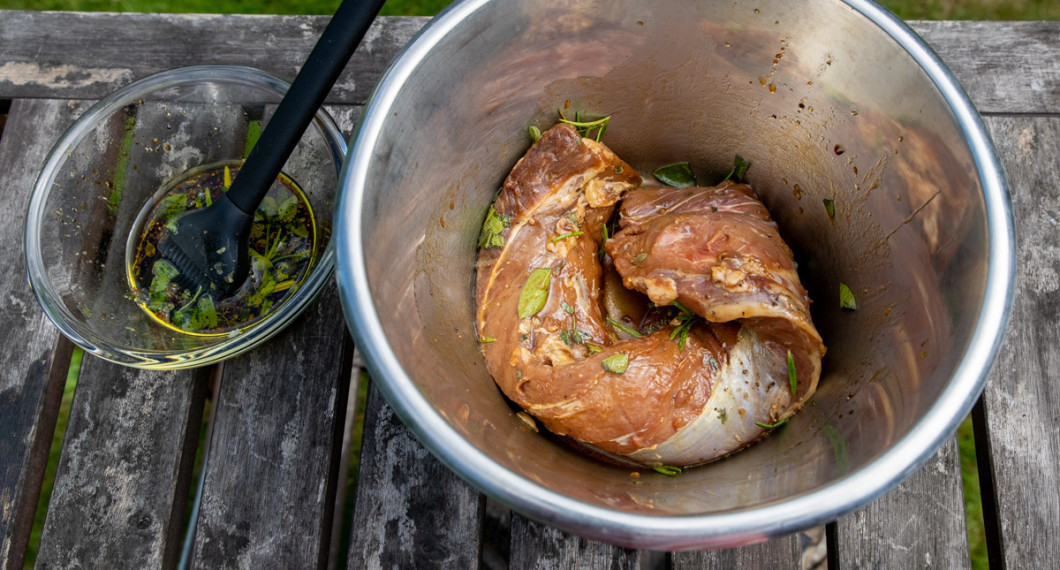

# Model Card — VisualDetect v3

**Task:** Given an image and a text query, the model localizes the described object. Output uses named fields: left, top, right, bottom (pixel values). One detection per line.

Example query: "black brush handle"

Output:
left=226, top=0, right=386, bottom=215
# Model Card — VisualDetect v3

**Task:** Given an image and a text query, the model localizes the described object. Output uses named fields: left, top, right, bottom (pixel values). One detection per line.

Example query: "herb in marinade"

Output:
left=724, top=154, right=752, bottom=182
left=787, top=350, right=797, bottom=396
left=129, top=163, right=318, bottom=335
left=652, top=162, right=697, bottom=188
left=839, top=282, right=858, bottom=310
left=602, top=352, right=630, bottom=374
left=478, top=205, right=510, bottom=249
left=518, top=268, right=551, bottom=319
left=669, top=301, right=700, bottom=351
left=607, top=318, right=643, bottom=339
left=652, top=465, right=682, bottom=477
left=557, top=110, right=610, bottom=142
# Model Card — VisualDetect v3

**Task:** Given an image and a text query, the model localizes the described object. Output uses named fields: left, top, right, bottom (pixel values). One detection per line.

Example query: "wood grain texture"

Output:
left=828, top=436, right=970, bottom=569
left=0, top=11, right=427, bottom=104
left=34, top=359, right=206, bottom=569
left=0, top=13, right=1053, bottom=570
left=508, top=514, right=664, bottom=570
left=0, top=98, right=80, bottom=570
left=188, top=285, right=353, bottom=569
left=348, top=384, right=484, bottom=569
left=910, top=21, right=1059, bottom=115
left=672, top=534, right=802, bottom=569
left=976, top=115, right=1060, bottom=568
left=185, top=99, right=359, bottom=570
left=0, top=13, right=1055, bottom=116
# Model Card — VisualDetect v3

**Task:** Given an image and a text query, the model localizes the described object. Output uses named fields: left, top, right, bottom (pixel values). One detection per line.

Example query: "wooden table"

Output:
left=0, top=10, right=1056, bottom=569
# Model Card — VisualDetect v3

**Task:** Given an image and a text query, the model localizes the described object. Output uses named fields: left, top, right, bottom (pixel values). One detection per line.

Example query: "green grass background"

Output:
left=11, top=0, right=1043, bottom=568
left=0, top=0, right=1057, bottom=18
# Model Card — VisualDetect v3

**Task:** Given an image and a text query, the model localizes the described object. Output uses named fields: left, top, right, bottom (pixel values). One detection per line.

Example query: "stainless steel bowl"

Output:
left=335, top=0, right=1015, bottom=549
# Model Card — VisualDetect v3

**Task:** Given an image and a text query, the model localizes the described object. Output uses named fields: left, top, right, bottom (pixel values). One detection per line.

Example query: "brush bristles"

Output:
left=158, top=237, right=219, bottom=295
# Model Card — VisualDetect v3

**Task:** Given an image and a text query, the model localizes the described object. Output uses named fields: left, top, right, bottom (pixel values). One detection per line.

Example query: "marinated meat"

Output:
left=475, top=123, right=825, bottom=467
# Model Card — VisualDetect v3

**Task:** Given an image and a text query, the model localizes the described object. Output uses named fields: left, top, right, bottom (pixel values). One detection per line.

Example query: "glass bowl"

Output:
left=25, top=65, right=345, bottom=369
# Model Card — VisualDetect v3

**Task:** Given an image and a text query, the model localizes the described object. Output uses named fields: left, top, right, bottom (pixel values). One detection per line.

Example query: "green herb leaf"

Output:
left=632, top=252, right=648, bottom=264
left=560, top=329, right=591, bottom=346
left=716, top=407, right=727, bottom=424
left=823, top=198, right=836, bottom=219
left=839, top=282, right=858, bottom=310
left=551, top=231, right=584, bottom=242
left=755, top=419, right=788, bottom=429
left=652, top=465, right=682, bottom=477
left=245, top=273, right=278, bottom=309
left=277, top=195, right=299, bottom=223
left=259, top=196, right=279, bottom=219
left=478, top=205, right=510, bottom=249
left=518, top=268, right=551, bottom=319
left=787, top=350, right=797, bottom=396
left=667, top=301, right=699, bottom=350
left=171, top=286, right=216, bottom=331
left=652, top=162, right=697, bottom=188
left=528, top=125, right=542, bottom=143
left=585, top=343, right=603, bottom=354
left=558, top=112, right=611, bottom=142
left=602, top=352, right=630, bottom=374
left=669, top=319, right=694, bottom=350
left=560, top=301, right=575, bottom=314
left=149, top=259, right=179, bottom=294
left=607, top=317, right=643, bottom=338
left=480, top=336, right=497, bottom=343
left=194, top=295, right=218, bottom=329
left=724, top=154, right=752, bottom=182
left=156, top=194, right=188, bottom=228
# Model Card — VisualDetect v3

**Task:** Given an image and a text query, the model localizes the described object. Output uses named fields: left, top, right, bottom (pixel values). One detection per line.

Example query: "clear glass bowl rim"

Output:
left=23, top=65, right=347, bottom=369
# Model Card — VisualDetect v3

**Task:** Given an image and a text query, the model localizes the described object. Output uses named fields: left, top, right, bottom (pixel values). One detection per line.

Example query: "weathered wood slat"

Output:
left=0, top=11, right=427, bottom=104
left=909, top=21, right=1059, bottom=115
left=188, top=285, right=353, bottom=569
left=976, top=115, right=1060, bottom=568
left=508, top=514, right=664, bottom=569
left=828, top=436, right=970, bottom=568
left=672, top=534, right=802, bottom=569
left=0, top=98, right=81, bottom=570
left=34, top=359, right=206, bottom=568
left=0, top=12, right=1053, bottom=570
left=0, top=13, right=1056, bottom=116
left=348, top=384, right=485, bottom=569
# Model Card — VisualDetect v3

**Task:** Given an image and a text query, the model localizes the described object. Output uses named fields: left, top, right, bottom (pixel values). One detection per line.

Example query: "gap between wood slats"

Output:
left=970, top=397, right=1002, bottom=570
left=173, top=346, right=367, bottom=570
left=980, top=112, right=1060, bottom=119
left=0, top=99, right=11, bottom=144
left=176, top=363, right=223, bottom=568
left=329, top=349, right=369, bottom=570
left=4, top=336, right=75, bottom=570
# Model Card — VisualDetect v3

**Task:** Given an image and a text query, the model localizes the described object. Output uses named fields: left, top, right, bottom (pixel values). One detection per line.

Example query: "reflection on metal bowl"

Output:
left=335, top=0, right=1015, bottom=550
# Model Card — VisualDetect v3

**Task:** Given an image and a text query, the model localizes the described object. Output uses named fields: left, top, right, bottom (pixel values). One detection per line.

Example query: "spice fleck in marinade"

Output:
left=128, top=162, right=319, bottom=335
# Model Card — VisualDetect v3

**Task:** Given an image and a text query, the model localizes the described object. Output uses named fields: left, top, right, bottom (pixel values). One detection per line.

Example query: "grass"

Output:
left=0, top=0, right=452, bottom=16
left=0, top=0, right=1056, bottom=19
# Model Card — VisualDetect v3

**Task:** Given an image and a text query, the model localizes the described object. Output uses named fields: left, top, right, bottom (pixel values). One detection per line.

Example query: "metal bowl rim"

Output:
left=335, top=0, right=1016, bottom=547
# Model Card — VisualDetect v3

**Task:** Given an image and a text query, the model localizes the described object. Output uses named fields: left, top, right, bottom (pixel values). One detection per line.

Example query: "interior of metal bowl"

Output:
left=25, top=66, right=345, bottom=368
left=336, top=0, right=1014, bottom=549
